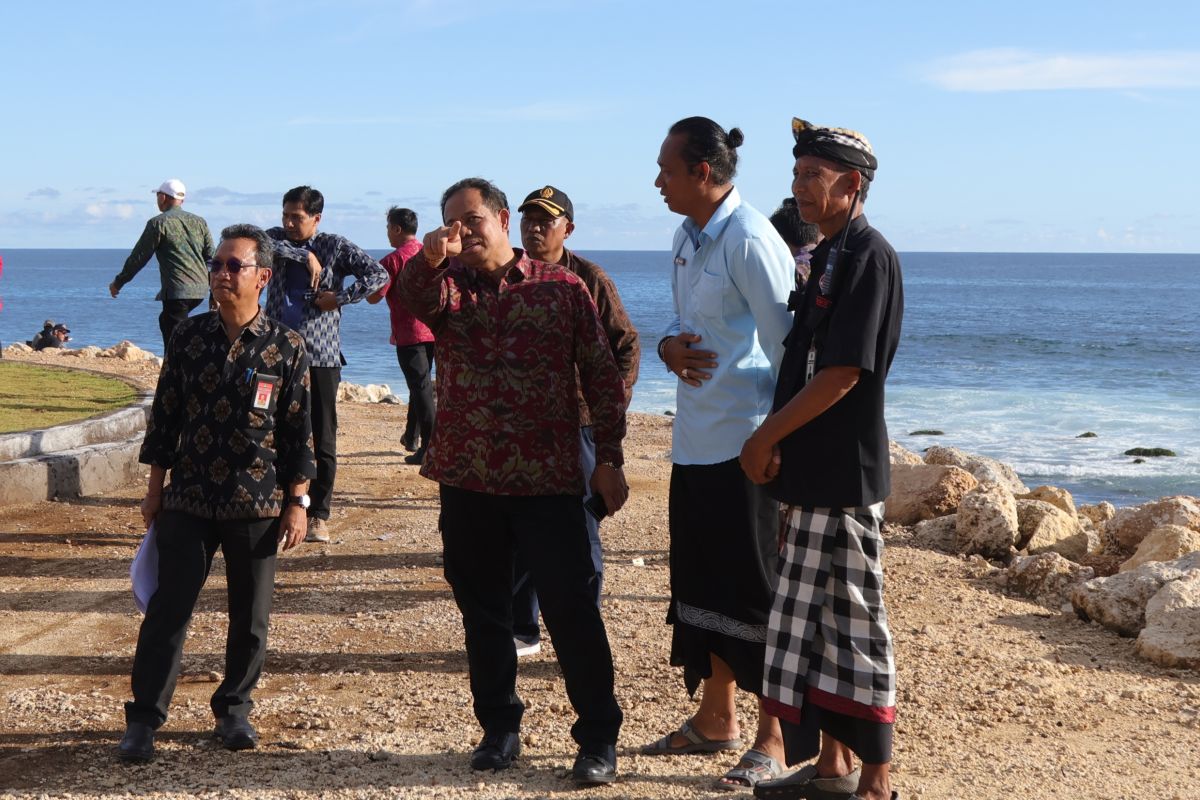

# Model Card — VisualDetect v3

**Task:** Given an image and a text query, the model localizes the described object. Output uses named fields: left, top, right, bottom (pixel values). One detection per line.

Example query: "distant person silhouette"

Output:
left=109, top=179, right=214, bottom=348
left=30, top=320, right=70, bottom=350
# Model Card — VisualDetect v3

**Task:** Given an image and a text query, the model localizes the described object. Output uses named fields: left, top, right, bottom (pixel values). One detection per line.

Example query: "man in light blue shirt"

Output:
left=639, top=116, right=795, bottom=791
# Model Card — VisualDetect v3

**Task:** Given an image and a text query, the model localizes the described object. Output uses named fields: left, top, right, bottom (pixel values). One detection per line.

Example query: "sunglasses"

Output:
left=207, top=257, right=259, bottom=274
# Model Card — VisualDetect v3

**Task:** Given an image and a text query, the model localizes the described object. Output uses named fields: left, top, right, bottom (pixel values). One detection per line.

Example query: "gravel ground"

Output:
left=1, top=351, right=1198, bottom=799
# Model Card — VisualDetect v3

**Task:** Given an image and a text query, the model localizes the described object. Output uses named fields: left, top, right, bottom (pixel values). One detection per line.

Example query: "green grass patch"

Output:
left=0, top=362, right=137, bottom=434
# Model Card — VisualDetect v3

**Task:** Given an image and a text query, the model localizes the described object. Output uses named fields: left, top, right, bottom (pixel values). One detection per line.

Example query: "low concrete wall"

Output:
left=0, top=393, right=152, bottom=461
left=0, top=434, right=148, bottom=505
left=0, top=386, right=152, bottom=505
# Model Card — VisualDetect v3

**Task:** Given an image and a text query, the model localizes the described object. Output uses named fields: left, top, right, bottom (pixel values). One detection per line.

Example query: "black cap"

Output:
left=518, top=185, right=574, bottom=222
left=53, top=323, right=70, bottom=333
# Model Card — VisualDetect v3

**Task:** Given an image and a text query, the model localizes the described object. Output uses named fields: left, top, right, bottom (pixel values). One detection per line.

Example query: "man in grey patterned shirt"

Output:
left=265, top=185, right=387, bottom=543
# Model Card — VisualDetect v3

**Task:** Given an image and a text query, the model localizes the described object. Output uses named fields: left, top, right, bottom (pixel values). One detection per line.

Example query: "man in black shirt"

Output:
left=740, top=120, right=903, bottom=800
left=118, top=224, right=316, bottom=763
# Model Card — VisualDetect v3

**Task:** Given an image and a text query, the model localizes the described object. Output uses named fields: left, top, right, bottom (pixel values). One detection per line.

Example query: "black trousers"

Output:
left=125, top=510, right=279, bottom=728
left=512, top=426, right=603, bottom=640
left=439, top=484, right=622, bottom=747
left=395, top=342, right=434, bottom=449
left=309, top=366, right=340, bottom=520
left=159, top=298, right=203, bottom=349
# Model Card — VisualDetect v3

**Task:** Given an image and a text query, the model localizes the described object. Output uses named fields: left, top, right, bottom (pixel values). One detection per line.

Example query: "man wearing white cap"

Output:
left=110, top=178, right=214, bottom=348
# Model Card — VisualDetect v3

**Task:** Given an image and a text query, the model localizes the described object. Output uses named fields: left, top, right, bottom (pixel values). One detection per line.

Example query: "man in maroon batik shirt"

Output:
left=397, top=177, right=627, bottom=787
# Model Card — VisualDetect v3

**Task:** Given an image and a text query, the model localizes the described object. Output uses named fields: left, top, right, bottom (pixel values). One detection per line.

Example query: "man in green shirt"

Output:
left=109, top=179, right=214, bottom=348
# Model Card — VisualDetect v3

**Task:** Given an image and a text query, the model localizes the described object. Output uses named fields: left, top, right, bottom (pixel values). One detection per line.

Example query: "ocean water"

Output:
left=0, top=248, right=1196, bottom=506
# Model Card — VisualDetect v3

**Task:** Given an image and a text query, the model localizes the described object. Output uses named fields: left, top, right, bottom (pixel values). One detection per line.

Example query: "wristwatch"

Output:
left=285, top=493, right=311, bottom=509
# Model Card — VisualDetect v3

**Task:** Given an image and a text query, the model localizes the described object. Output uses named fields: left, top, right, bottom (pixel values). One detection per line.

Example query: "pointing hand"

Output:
left=422, top=220, right=463, bottom=266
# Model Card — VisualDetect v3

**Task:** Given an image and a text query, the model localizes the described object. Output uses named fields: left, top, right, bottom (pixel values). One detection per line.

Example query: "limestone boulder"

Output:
left=1016, top=500, right=1089, bottom=561
left=889, top=440, right=924, bottom=466
left=1105, top=496, right=1200, bottom=555
left=61, top=345, right=102, bottom=358
left=924, top=445, right=1028, bottom=494
left=956, top=482, right=1018, bottom=559
left=1079, top=501, right=1116, bottom=527
left=1006, top=553, right=1095, bottom=608
left=1136, top=571, right=1200, bottom=670
left=1120, top=525, right=1200, bottom=572
left=2, top=342, right=33, bottom=356
left=336, top=383, right=394, bottom=404
left=101, top=340, right=157, bottom=362
left=1018, top=485, right=1076, bottom=518
left=885, top=464, right=977, bottom=525
left=911, top=514, right=958, bottom=553
left=1070, top=551, right=1200, bottom=636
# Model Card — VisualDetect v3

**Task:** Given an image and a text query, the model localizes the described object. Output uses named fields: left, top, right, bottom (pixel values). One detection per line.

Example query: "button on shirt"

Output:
left=397, top=249, right=627, bottom=496
left=663, top=187, right=795, bottom=465
left=264, top=230, right=388, bottom=368
left=139, top=311, right=317, bottom=520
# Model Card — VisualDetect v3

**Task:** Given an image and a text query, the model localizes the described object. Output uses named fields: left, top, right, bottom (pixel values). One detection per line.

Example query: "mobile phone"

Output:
left=584, top=493, right=609, bottom=521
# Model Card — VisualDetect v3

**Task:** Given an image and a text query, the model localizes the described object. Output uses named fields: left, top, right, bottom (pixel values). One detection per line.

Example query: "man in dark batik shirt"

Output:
left=397, top=178, right=628, bottom=787
left=118, top=224, right=316, bottom=764
left=264, top=185, right=387, bottom=543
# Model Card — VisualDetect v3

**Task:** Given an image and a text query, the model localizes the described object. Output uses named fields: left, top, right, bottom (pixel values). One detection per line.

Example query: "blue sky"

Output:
left=1, top=0, right=1197, bottom=253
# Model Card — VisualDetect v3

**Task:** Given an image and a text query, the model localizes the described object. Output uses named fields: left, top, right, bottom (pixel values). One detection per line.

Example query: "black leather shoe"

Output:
left=470, top=731, right=521, bottom=771
left=572, top=742, right=617, bottom=785
left=117, top=721, right=155, bottom=763
left=213, top=716, right=258, bottom=751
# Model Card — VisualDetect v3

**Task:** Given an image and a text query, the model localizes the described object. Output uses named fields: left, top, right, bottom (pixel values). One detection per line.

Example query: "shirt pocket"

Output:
left=693, top=269, right=726, bottom=320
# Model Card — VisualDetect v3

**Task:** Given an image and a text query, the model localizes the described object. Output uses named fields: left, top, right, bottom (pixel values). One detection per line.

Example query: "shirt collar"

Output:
left=458, top=249, right=532, bottom=287
left=203, top=308, right=268, bottom=340
left=681, top=186, right=741, bottom=249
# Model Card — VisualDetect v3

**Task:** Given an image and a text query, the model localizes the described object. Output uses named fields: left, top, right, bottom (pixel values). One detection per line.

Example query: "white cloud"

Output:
left=925, top=49, right=1200, bottom=91
left=84, top=202, right=135, bottom=221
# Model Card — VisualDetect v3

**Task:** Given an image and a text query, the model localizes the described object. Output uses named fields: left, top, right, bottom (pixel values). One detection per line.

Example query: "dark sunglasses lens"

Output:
left=208, top=258, right=247, bottom=274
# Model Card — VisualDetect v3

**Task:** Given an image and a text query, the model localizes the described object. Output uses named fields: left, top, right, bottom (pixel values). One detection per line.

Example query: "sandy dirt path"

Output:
left=1, top=354, right=1197, bottom=799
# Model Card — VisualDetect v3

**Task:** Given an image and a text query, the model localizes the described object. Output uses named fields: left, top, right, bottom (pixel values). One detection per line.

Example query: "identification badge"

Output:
left=252, top=375, right=280, bottom=410
left=805, top=345, right=818, bottom=383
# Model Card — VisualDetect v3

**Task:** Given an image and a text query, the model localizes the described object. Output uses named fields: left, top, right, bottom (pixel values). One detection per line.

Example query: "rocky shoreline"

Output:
left=887, top=440, right=1200, bottom=671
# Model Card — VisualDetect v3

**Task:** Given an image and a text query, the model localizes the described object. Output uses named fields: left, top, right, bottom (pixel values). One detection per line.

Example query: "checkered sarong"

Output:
left=763, top=503, right=895, bottom=723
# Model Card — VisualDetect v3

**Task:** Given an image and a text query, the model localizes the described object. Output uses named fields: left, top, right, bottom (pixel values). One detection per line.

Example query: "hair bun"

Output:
left=726, top=127, right=745, bottom=148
